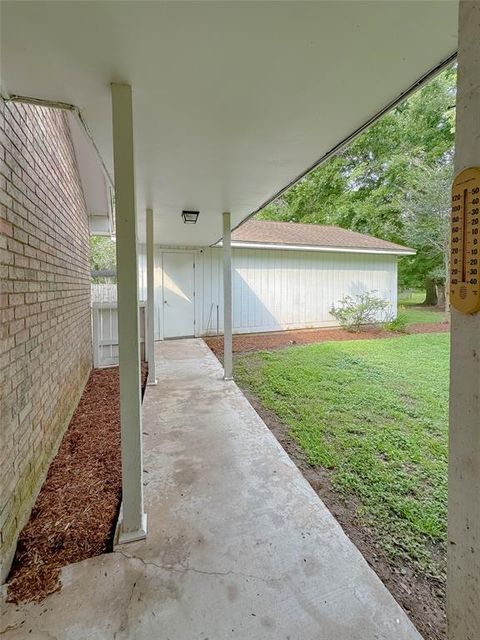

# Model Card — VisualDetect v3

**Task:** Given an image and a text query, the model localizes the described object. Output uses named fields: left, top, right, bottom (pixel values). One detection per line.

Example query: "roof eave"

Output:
left=214, top=240, right=416, bottom=256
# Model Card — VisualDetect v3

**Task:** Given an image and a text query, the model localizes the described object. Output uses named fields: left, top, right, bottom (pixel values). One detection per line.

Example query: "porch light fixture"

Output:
left=182, top=210, right=199, bottom=224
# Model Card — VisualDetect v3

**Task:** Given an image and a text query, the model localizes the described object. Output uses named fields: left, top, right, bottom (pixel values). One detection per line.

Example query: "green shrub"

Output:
left=384, top=312, right=408, bottom=333
left=330, top=292, right=390, bottom=332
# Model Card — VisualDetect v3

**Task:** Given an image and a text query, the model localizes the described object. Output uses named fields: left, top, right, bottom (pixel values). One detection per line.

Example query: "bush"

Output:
left=384, top=312, right=408, bottom=333
left=330, top=292, right=389, bottom=332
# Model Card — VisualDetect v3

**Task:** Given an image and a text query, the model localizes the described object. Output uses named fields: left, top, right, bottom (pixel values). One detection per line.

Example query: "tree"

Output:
left=258, top=65, right=457, bottom=299
left=398, top=160, right=452, bottom=309
left=90, top=235, right=117, bottom=282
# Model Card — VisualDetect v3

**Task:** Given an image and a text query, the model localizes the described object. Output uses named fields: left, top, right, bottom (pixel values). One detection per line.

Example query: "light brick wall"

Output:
left=0, top=99, right=92, bottom=581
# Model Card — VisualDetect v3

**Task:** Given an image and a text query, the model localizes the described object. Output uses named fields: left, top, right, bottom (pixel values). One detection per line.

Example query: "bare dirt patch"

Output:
left=6, top=364, right=148, bottom=604
left=240, top=387, right=447, bottom=640
left=205, top=322, right=449, bottom=358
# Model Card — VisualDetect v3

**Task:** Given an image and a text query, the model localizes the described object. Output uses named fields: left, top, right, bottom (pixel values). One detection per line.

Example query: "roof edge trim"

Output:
left=3, top=94, right=114, bottom=188
left=4, top=93, right=116, bottom=235
left=215, top=241, right=416, bottom=256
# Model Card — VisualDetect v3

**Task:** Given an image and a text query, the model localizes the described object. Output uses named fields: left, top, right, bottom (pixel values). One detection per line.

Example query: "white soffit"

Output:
left=67, top=111, right=114, bottom=235
left=1, top=1, right=458, bottom=245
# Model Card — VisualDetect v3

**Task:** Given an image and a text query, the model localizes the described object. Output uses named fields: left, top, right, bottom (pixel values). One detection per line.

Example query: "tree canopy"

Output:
left=257, top=66, right=456, bottom=296
left=90, top=235, right=116, bottom=281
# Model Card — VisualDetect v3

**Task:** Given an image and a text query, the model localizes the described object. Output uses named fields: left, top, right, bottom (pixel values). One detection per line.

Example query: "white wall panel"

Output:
left=138, top=245, right=398, bottom=337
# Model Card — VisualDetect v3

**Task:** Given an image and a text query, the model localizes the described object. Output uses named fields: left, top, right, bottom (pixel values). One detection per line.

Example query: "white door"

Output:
left=162, top=252, right=195, bottom=338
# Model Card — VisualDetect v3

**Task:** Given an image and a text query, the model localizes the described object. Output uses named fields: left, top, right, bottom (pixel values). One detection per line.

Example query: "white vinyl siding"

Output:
left=138, top=245, right=398, bottom=337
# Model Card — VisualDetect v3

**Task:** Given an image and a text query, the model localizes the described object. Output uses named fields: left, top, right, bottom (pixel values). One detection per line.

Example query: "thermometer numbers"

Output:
left=450, top=168, right=480, bottom=313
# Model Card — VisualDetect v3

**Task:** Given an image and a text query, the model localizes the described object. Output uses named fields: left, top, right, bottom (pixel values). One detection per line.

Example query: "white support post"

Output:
left=92, top=305, right=100, bottom=368
left=448, top=2, right=480, bottom=637
left=146, top=207, right=157, bottom=385
left=223, top=212, right=233, bottom=380
left=111, top=83, right=147, bottom=543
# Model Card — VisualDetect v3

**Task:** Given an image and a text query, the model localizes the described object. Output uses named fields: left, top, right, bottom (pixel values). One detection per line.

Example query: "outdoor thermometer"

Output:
left=450, top=167, right=480, bottom=314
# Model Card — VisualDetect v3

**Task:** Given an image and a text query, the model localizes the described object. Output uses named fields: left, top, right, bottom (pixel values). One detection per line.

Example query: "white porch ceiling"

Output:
left=1, top=1, right=458, bottom=245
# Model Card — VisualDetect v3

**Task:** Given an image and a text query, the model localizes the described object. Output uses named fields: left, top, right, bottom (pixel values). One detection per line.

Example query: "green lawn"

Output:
left=236, top=333, right=449, bottom=579
left=397, top=290, right=448, bottom=325
left=399, top=305, right=447, bottom=325
left=398, top=290, right=426, bottom=306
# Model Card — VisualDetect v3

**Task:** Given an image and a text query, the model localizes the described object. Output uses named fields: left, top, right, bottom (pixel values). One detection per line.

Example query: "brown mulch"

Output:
left=205, top=321, right=450, bottom=357
left=242, top=391, right=447, bottom=640
left=6, top=364, right=148, bottom=604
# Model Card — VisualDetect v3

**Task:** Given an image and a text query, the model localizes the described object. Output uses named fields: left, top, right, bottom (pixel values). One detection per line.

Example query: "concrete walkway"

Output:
left=1, top=339, right=422, bottom=639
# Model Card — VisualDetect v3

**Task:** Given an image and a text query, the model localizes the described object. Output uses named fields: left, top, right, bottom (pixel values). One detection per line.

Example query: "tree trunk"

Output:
left=436, top=283, right=446, bottom=310
left=424, top=278, right=438, bottom=306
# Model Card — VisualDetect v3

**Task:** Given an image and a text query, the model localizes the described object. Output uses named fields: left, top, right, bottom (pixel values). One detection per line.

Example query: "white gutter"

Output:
left=2, top=94, right=113, bottom=185
left=214, top=241, right=416, bottom=256
left=2, top=93, right=115, bottom=235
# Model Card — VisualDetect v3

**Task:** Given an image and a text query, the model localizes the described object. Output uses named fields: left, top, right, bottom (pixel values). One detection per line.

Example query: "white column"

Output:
left=448, top=2, right=480, bottom=637
left=223, top=212, right=233, bottom=380
left=146, top=207, right=157, bottom=385
left=111, top=83, right=147, bottom=543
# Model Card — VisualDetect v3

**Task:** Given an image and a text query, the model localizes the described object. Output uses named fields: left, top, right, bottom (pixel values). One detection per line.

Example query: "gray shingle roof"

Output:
left=230, top=219, right=414, bottom=254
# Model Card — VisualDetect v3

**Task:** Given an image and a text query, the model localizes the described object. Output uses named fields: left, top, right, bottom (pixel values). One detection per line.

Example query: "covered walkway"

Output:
left=2, top=339, right=420, bottom=639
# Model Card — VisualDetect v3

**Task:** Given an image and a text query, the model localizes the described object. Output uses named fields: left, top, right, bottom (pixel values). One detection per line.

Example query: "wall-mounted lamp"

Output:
left=182, top=210, right=199, bottom=224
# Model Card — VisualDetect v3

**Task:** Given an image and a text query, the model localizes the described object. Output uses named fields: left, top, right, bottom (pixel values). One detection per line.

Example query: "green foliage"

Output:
left=330, top=291, right=389, bottom=332
left=398, top=161, right=452, bottom=290
left=235, top=333, right=450, bottom=579
left=383, top=312, right=408, bottom=333
left=90, top=236, right=117, bottom=282
left=258, top=65, right=457, bottom=289
left=397, top=289, right=426, bottom=306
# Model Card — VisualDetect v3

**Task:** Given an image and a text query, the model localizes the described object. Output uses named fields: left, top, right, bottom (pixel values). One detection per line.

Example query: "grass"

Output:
left=398, top=290, right=426, bottom=306
left=236, top=333, right=449, bottom=579
left=398, top=305, right=447, bottom=325
left=397, top=289, right=448, bottom=325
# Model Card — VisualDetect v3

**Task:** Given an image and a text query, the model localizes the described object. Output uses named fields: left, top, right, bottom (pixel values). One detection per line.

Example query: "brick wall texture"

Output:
left=0, top=99, right=92, bottom=581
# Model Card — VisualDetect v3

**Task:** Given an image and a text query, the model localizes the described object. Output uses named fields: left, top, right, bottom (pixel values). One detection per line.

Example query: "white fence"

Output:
left=91, top=284, right=145, bottom=368
left=91, top=283, right=118, bottom=305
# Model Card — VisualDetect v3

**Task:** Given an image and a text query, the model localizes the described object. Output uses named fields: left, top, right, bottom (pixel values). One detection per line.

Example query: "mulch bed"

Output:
left=6, top=363, right=148, bottom=604
left=204, top=321, right=449, bottom=357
